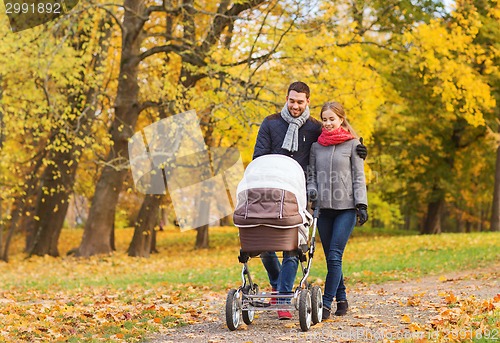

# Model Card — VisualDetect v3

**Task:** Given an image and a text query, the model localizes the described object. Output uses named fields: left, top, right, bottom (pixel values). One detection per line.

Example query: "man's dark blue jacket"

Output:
left=252, top=113, right=322, bottom=171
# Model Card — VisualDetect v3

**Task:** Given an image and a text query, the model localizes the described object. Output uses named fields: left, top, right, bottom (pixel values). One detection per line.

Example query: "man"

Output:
left=253, top=81, right=367, bottom=319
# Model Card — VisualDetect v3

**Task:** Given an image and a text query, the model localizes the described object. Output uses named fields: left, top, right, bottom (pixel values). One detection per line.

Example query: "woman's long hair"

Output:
left=320, top=101, right=358, bottom=138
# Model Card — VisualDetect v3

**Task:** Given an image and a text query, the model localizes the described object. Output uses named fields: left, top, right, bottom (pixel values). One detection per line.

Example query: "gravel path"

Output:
left=148, top=265, right=499, bottom=343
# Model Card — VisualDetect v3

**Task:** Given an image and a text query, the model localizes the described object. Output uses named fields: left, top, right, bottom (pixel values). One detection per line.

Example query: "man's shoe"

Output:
left=322, top=306, right=331, bottom=320
left=278, top=310, right=292, bottom=320
left=335, top=300, right=348, bottom=316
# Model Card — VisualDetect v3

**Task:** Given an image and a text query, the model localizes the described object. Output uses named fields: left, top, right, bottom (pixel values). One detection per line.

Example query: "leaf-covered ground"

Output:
left=0, top=228, right=498, bottom=342
left=149, top=266, right=500, bottom=343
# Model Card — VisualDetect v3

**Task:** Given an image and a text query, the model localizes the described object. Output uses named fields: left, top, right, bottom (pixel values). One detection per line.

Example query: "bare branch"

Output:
left=146, top=0, right=182, bottom=17
left=200, top=0, right=267, bottom=55
left=93, top=4, right=125, bottom=33
left=220, top=52, right=275, bottom=67
left=93, top=157, right=130, bottom=171
left=138, top=44, right=206, bottom=66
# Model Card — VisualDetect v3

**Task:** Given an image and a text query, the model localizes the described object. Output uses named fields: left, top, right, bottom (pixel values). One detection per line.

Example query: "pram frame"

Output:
left=226, top=206, right=323, bottom=332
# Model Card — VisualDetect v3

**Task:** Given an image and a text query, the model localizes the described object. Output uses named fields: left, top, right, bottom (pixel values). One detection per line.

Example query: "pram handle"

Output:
left=297, top=204, right=320, bottom=290
left=312, top=203, right=320, bottom=219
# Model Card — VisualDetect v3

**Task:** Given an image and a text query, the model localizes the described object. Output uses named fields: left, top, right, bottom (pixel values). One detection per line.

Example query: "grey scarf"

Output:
left=280, top=104, right=310, bottom=152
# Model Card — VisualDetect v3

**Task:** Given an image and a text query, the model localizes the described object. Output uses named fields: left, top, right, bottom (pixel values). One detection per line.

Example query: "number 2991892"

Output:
left=5, top=1, right=62, bottom=14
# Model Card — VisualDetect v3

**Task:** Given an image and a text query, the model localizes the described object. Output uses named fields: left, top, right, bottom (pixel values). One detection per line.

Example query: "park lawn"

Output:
left=0, top=227, right=498, bottom=342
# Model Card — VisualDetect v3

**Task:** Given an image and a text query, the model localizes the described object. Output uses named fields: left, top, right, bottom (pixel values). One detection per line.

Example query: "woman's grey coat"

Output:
left=307, top=138, right=367, bottom=209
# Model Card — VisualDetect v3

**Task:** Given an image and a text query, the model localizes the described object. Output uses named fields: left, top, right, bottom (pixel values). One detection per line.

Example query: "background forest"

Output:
left=0, top=0, right=499, bottom=261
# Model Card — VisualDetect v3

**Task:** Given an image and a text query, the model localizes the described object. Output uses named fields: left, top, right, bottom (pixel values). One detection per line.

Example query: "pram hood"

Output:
left=236, top=155, right=307, bottom=207
left=234, top=155, right=311, bottom=229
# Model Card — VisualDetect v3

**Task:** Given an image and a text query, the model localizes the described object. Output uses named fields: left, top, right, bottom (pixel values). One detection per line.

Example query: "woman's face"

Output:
left=321, top=109, right=343, bottom=131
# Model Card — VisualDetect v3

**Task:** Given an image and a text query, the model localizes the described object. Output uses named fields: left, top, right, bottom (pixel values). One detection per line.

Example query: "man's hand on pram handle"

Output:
left=356, top=204, right=368, bottom=226
left=356, top=137, right=368, bottom=160
left=307, top=188, right=318, bottom=202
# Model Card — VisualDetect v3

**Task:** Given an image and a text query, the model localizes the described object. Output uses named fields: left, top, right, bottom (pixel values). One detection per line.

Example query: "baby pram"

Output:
left=226, top=154, right=322, bottom=332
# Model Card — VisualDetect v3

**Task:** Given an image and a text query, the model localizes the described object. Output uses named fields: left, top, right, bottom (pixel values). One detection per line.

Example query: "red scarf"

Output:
left=317, top=126, right=354, bottom=146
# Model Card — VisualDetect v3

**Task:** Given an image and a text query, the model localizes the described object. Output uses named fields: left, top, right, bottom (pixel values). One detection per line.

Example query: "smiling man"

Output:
left=253, top=81, right=322, bottom=171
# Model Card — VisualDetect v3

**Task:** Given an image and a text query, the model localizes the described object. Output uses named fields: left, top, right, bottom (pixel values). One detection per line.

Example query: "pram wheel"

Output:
left=298, top=289, right=312, bottom=332
left=242, top=307, right=254, bottom=325
left=225, top=289, right=241, bottom=331
left=311, top=285, right=323, bottom=324
left=242, top=285, right=258, bottom=325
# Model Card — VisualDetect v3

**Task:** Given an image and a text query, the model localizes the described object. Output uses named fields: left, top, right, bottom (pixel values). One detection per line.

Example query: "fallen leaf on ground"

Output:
left=401, top=314, right=411, bottom=323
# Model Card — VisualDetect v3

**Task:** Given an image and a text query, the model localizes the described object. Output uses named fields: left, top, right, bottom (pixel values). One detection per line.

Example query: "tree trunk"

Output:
left=2, top=196, right=35, bottom=261
left=0, top=201, right=2, bottom=261
left=404, top=206, right=411, bottom=231
left=127, top=98, right=172, bottom=257
left=77, top=167, right=131, bottom=256
left=478, top=208, right=484, bottom=232
left=150, top=204, right=166, bottom=254
left=76, top=0, right=146, bottom=257
left=27, top=160, right=76, bottom=256
left=421, top=194, right=445, bottom=234
left=1, top=151, right=46, bottom=261
left=150, top=228, right=159, bottom=254
left=28, top=121, right=93, bottom=256
left=21, top=193, right=38, bottom=253
left=194, top=184, right=211, bottom=249
left=465, top=221, right=472, bottom=233
left=490, top=142, right=500, bottom=231
left=127, top=194, right=163, bottom=257
left=195, top=225, right=209, bottom=249
left=0, top=80, right=3, bottom=257
left=441, top=204, right=450, bottom=233
left=219, top=215, right=232, bottom=226
left=110, top=220, right=116, bottom=251
left=456, top=212, right=464, bottom=233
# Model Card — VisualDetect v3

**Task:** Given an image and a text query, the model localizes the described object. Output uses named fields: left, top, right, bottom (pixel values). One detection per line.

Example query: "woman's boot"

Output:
left=335, top=300, right=348, bottom=316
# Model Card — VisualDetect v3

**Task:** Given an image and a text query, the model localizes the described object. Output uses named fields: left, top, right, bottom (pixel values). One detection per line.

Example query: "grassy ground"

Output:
left=0, top=227, right=499, bottom=342
left=5, top=226, right=495, bottom=291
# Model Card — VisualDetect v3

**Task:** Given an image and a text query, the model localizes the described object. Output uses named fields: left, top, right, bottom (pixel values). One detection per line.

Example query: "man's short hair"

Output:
left=287, top=81, right=310, bottom=99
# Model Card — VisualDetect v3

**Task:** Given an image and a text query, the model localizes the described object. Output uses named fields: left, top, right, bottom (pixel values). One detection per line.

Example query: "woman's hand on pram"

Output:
left=356, top=204, right=368, bottom=226
left=307, top=188, right=318, bottom=202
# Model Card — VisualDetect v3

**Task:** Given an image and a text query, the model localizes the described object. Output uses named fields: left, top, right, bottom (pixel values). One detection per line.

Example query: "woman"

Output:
left=306, top=101, right=368, bottom=319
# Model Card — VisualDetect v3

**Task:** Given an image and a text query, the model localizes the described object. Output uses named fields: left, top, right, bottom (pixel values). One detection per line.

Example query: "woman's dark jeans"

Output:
left=317, top=208, right=356, bottom=309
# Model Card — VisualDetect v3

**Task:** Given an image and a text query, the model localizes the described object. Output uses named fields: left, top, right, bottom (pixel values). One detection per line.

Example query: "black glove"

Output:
left=307, top=188, right=318, bottom=201
left=356, top=137, right=367, bottom=160
left=356, top=204, right=368, bottom=226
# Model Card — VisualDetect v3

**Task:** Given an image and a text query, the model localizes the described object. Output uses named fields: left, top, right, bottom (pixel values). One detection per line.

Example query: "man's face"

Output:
left=286, top=90, right=309, bottom=118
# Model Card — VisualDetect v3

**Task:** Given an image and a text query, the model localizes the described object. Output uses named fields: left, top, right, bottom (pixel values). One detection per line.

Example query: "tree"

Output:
left=128, top=0, right=302, bottom=254
left=76, top=0, right=147, bottom=257
left=0, top=1, right=119, bottom=260
left=257, top=0, right=441, bottom=231
left=378, top=2, right=495, bottom=234
left=78, top=0, right=288, bottom=256
left=0, top=78, right=3, bottom=259
left=492, top=145, right=500, bottom=231
left=469, top=0, right=500, bottom=232
left=28, top=13, right=113, bottom=257
left=0, top=16, right=87, bottom=259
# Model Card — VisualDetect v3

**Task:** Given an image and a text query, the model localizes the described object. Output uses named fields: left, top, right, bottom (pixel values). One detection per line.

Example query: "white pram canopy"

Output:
left=236, top=154, right=308, bottom=213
